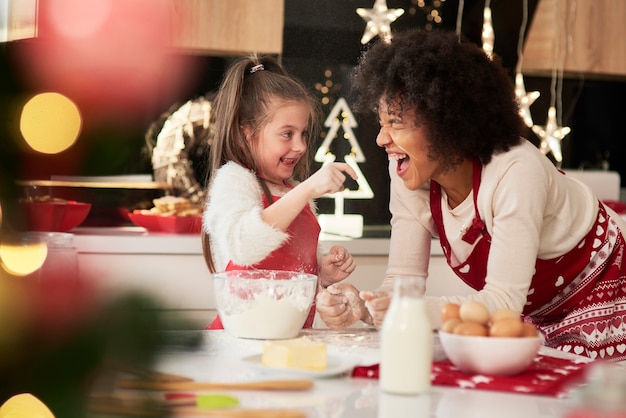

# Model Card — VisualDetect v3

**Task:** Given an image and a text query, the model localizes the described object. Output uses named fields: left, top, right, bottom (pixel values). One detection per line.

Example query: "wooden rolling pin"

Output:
left=116, top=379, right=314, bottom=391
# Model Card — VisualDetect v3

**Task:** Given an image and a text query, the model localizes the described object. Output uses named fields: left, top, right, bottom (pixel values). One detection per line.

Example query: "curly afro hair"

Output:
left=351, top=29, right=524, bottom=169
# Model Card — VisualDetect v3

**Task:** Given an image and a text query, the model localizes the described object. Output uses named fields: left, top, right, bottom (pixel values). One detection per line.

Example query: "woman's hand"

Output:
left=359, top=287, right=393, bottom=327
left=318, top=246, right=356, bottom=287
left=315, top=282, right=368, bottom=329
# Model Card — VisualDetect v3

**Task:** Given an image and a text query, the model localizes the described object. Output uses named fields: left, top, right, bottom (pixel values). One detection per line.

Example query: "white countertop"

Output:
left=137, top=329, right=592, bottom=418
left=70, top=226, right=444, bottom=257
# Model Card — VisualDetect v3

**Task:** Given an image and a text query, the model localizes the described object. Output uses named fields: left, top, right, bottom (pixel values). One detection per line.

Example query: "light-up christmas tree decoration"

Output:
left=315, top=97, right=374, bottom=238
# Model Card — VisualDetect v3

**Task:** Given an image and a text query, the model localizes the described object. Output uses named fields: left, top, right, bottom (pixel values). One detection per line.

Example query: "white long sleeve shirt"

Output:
left=386, top=139, right=626, bottom=327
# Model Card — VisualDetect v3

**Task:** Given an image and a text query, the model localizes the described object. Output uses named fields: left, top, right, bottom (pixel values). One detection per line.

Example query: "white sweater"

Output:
left=386, top=139, right=626, bottom=326
left=203, top=161, right=319, bottom=272
left=203, top=162, right=290, bottom=272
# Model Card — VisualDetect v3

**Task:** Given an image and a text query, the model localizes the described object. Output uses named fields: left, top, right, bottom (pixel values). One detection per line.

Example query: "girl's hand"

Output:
left=316, top=282, right=367, bottom=329
left=359, top=288, right=393, bottom=327
left=303, top=163, right=358, bottom=199
left=319, top=246, right=356, bottom=287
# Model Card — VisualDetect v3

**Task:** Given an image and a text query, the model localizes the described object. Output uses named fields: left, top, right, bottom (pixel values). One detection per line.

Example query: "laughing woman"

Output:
left=316, top=29, right=626, bottom=362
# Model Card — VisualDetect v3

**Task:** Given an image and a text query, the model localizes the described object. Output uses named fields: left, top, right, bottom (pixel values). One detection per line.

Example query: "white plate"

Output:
left=242, top=354, right=359, bottom=378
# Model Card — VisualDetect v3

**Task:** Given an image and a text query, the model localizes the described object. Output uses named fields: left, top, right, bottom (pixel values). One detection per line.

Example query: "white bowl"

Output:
left=438, top=331, right=543, bottom=376
left=213, top=270, right=317, bottom=340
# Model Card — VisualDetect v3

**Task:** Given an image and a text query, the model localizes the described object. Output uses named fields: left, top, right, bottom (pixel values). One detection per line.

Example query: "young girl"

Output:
left=202, top=55, right=358, bottom=330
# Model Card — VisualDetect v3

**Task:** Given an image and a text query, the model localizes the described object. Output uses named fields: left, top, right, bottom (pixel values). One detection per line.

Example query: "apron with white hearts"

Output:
left=431, top=161, right=626, bottom=361
left=207, top=188, right=320, bottom=330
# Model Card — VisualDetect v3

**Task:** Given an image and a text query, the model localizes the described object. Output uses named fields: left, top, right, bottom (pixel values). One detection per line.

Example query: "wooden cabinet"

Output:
left=2, top=0, right=284, bottom=55
left=1, top=0, right=37, bottom=42
left=169, top=0, right=285, bottom=55
left=522, top=0, right=626, bottom=80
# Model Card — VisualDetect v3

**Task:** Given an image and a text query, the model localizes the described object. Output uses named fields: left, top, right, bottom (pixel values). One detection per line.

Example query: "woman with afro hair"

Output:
left=316, top=29, right=626, bottom=363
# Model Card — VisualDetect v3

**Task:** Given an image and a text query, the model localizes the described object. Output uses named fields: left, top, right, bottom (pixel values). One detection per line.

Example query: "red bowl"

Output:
left=21, top=201, right=92, bottom=232
left=128, top=212, right=202, bottom=234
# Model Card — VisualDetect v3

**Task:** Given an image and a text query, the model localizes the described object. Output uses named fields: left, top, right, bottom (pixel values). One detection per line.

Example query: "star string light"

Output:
left=356, top=0, right=405, bottom=44
left=531, top=106, right=570, bottom=164
left=532, top=0, right=571, bottom=166
left=514, top=0, right=540, bottom=128
left=515, top=73, right=540, bottom=128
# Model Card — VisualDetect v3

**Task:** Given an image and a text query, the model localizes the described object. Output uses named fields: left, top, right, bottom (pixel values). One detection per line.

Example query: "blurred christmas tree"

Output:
left=0, top=270, right=201, bottom=418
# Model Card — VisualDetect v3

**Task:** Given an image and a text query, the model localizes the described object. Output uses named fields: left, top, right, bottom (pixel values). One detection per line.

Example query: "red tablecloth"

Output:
left=352, top=354, right=592, bottom=397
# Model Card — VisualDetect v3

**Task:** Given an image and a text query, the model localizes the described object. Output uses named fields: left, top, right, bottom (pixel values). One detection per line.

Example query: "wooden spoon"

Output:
left=116, top=379, right=314, bottom=391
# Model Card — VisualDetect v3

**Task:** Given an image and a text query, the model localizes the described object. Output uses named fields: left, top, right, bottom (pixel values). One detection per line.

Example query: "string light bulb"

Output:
left=481, top=0, right=494, bottom=58
left=410, top=0, right=446, bottom=31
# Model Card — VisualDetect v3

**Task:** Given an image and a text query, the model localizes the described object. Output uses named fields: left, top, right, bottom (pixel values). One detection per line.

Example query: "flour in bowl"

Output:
left=220, top=293, right=311, bottom=339
left=214, top=272, right=317, bottom=340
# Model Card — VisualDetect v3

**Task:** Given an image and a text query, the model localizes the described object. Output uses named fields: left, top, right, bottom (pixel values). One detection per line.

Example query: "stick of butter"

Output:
left=261, top=337, right=327, bottom=370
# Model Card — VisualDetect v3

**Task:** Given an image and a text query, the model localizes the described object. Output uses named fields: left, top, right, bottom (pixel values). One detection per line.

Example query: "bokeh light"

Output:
left=19, top=92, right=82, bottom=154
left=0, top=393, right=54, bottom=418
left=15, top=0, right=193, bottom=122
left=47, top=0, right=112, bottom=39
left=0, top=241, right=47, bottom=276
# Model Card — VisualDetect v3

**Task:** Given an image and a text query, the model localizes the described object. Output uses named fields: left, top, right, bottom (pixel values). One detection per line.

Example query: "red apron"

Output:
left=431, top=161, right=626, bottom=361
left=208, top=189, right=320, bottom=330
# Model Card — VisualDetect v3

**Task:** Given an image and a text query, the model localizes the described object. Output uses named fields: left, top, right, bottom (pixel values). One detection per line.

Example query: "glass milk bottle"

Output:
left=380, top=276, right=433, bottom=395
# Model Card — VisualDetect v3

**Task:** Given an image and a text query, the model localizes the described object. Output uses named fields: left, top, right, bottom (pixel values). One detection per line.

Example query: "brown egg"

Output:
left=520, top=322, right=539, bottom=337
left=489, top=318, right=523, bottom=338
left=459, top=301, right=490, bottom=325
left=491, top=308, right=520, bottom=323
left=441, top=303, right=461, bottom=322
left=441, top=318, right=462, bottom=333
left=453, top=321, right=488, bottom=337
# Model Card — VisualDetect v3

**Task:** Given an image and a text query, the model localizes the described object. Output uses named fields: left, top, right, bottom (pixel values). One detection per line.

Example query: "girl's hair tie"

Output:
left=249, top=64, right=264, bottom=74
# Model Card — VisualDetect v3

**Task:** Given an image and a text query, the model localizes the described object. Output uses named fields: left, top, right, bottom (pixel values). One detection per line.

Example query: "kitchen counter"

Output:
left=123, top=329, right=599, bottom=418
left=71, top=226, right=401, bottom=256
left=71, top=227, right=468, bottom=327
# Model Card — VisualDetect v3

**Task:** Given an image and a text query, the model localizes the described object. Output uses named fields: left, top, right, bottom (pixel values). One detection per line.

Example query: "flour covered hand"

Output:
left=318, top=246, right=356, bottom=287
left=360, top=289, right=393, bottom=327
left=316, top=282, right=367, bottom=329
